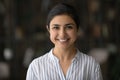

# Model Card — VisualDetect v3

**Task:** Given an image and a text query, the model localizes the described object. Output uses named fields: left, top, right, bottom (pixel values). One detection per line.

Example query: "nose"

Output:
left=59, top=28, right=66, bottom=38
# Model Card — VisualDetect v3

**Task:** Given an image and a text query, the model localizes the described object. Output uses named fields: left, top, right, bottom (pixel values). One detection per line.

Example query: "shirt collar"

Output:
left=49, top=48, right=80, bottom=63
left=49, top=48, right=59, bottom=63
left=72, top=49, right=80, bottom=63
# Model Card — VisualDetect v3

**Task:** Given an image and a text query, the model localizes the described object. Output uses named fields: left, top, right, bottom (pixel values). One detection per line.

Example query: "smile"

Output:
left=58, top=39, right=69, bottom=42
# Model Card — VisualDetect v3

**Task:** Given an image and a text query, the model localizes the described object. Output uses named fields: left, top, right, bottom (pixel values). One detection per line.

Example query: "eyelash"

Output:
left=66, top=25, right=73, bottom=29
left=52, top=26, right=59, bottom=29
left=52, top=25, right=73, bottom=30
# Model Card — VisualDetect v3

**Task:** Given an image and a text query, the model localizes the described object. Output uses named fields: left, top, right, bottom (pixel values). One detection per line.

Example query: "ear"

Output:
left=46, top=25, right=50, bottom=32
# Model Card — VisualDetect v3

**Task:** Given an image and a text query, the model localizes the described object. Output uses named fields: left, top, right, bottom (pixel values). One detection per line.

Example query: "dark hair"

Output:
left=46, top=3, right=80, bottom=29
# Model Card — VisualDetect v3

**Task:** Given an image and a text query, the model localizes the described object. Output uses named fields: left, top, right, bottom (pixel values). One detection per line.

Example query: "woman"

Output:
left=26, top=3, right=103, bottom=80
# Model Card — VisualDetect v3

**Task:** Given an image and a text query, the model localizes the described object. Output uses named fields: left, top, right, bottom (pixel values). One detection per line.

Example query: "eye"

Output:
left=52, top=26, right=59, bottom=30
left=66, top=25, right=73, bottom=29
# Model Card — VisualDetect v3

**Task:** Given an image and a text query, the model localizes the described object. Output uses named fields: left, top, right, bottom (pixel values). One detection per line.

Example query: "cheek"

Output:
left=70, top=32, right=78, bottom=40
left=49, top=31, right=56, bottom=41
left=73, top=34, right=77, bottom=40
left=70, top=31, right=77, bottom=36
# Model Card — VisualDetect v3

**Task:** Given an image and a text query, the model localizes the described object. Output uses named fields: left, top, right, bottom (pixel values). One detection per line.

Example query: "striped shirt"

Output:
left=26, top=49, right=103, bottom=80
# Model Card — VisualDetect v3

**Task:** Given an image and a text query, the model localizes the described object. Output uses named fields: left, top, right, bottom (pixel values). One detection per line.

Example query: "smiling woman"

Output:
left=48, top=15, right=78, bottom=50
left=26, top=3, right=103, bottom=80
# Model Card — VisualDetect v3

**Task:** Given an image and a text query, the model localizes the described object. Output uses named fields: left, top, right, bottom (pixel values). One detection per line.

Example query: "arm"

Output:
left=94, top=63, right=103, bottom=80
left=26, top=61, right=38, bottom=80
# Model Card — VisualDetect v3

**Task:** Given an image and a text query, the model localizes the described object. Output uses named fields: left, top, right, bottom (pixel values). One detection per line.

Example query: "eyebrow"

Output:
left=52, top=24, right=60, bottom=26
left=52, top=23, right=75, bottom=26
left=65, top=23, right=75, bottom=26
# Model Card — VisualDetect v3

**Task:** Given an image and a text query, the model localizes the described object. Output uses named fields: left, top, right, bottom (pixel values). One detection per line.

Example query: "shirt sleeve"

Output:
left=96, top=64, right=103, bottom=80
left=89, top=58, right=103, bottom=80
left=26, top=60, right=38, bottom=80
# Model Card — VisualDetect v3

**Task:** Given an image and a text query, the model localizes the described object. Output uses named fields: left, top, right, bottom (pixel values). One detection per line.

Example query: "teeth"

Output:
left=59, top=39, right=67, bottom=42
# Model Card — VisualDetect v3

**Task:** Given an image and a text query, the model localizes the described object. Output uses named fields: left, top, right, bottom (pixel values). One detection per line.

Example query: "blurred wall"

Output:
left=0, top=0, right=120, bottom=80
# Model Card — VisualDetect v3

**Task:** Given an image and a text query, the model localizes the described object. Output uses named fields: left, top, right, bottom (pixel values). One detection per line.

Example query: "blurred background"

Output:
left=0, top=0, right=120, bottom=80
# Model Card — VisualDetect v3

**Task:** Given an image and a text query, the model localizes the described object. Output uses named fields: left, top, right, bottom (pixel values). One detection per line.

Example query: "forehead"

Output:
left=50, top=14, right=76, bottom=25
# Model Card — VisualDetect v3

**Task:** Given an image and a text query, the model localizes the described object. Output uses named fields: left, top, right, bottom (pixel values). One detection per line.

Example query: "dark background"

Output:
left=0, top=0, right=120, bottom=80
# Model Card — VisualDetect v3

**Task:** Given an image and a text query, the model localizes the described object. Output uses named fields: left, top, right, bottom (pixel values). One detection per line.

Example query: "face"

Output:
left=47, top=14, right=78, bottom=49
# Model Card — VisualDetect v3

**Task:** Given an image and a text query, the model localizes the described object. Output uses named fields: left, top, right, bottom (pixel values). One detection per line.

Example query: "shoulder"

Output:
left=28, top=51, right=50, bottom=69
left=26, top=51, right=51, bottom=79
left=77, top=50, right=99, bottom=65
left=77, top=51, right=101, bottom=72
left=76, top=50, right=103, bottom=79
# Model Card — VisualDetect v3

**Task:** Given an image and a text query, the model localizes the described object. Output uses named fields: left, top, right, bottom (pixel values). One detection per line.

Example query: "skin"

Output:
left=47, top=14, right=78, bottom=76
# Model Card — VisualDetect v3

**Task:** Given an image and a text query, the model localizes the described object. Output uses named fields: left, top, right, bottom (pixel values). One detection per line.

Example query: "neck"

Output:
left=53, top=47, right=77, bottom=61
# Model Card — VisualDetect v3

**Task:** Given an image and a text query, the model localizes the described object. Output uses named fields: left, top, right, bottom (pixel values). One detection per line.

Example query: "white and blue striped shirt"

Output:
left=26, top=49, right=103, bottom=80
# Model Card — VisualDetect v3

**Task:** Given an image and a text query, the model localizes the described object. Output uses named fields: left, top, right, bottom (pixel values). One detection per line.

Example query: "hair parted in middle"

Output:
left=46, top=3, right=80, bottom=29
